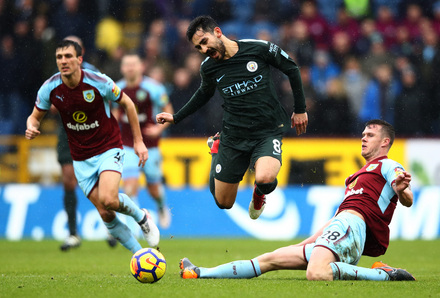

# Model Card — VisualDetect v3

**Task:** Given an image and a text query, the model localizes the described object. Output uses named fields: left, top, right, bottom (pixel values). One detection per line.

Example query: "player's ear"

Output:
left=78, top=55, right=83, bottom=64
left=214, top=27, right=222, bottom=38
left=382, top=137, right=390, bottom=148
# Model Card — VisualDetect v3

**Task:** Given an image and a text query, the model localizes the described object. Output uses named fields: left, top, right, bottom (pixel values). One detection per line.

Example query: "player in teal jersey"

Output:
left=157, top=16, right=308, bottom=219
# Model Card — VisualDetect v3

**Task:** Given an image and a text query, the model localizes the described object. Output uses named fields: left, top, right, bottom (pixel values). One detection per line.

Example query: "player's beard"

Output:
left=207, top=39, right=226, bottom=61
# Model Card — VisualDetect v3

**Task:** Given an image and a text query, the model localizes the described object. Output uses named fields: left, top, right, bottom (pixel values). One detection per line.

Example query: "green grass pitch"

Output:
left=1, top=239, right=439, bottom=298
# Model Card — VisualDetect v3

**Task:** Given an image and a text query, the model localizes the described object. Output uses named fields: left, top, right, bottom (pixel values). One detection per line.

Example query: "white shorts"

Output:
left=304, top=211, right=366, bottom=265
left=122, top=146, right=162, bottom=184
left=73, top=148, right=124, bottom=197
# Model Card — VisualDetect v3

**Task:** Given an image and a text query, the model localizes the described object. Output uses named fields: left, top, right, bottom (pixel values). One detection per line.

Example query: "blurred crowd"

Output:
left=1, top=0, right=440, bottom=138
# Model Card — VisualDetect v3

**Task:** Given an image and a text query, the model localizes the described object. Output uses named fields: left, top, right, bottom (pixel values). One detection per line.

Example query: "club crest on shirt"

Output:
left=136, top=89, right=147, bottom=102
left=247, top=61, right=258, bottom=72
left=366, top=164, right=379, bottom=171
left=83, top=90, right=95, bottom=103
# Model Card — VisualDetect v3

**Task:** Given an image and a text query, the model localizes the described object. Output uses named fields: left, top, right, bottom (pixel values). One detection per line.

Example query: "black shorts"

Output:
left=56, top=127, right=73, bottom=165
left=213, top=133, right=283, bottom=184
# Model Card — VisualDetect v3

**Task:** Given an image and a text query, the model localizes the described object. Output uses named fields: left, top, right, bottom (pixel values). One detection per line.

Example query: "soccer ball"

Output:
left=130, top=248, right=167, bottom=283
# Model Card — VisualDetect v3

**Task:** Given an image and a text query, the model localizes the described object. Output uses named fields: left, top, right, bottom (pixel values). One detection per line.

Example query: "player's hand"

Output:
left=134, top=141, right=149, bottom=167
left=25, top=126, right=41, bottom=140
left=291, top=112, right=308, bottom=136
left=394, top=171, right=412, bottom=193
left=156, top=112, right=174, bottom=124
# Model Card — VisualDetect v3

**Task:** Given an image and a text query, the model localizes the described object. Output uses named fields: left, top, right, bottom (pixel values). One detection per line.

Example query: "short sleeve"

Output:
left=381, top=159, right=405, bottom=187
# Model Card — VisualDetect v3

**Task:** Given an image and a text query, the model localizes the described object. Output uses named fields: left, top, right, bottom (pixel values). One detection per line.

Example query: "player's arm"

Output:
left=392, top=171, right=413, bottom=207
left=25, top=107, right=47, bottom=140
left=265, top=43, right=308, bottom=135
left=157, top=72, right=215, bottom=125
left=118, top=92, right=148, bottom=167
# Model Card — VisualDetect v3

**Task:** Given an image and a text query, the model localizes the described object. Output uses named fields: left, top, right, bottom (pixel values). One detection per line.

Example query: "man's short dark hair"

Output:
left=56, top=39, right=82, bottom=57
left=186, top=15, right=219, bottom=41
left=365, top=119, right=395, bottom=146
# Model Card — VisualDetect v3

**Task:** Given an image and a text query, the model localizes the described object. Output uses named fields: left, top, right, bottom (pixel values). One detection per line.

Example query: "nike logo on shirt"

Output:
left=216, top=74, right=226, bottom=82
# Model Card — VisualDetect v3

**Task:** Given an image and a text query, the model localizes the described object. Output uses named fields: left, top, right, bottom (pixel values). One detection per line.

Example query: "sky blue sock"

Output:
left=331, top=262, right=389, bottom=281
left=104, top=216, right=142, bottom=253
left=199, top=258, right=262, bottom=279
left=117, top=193, right=144, bottom=222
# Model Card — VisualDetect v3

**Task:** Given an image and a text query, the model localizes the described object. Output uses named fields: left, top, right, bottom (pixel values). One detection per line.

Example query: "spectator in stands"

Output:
left=360, top=63, right=401, bottom=125
left=310, top=49, right=340, bottom=97
left=330, top=6, right=360, bottom=44
left=51, top=0, right=90, bottom=49
left=340, top=56, right=369, bottom=131
left=298, top=0, right=330, bottom=50
left=13, top=16, right=44, bottom=134
left=394, top=66, right=428, bottom=136
left=251, top=0, right=280, bottom=37
left=416, top=28, right=438, bottom=92
left=370, top=0, right=402, bottom=17
left=315, top=0, right=344, bottom=25
left=282, top=19, right=315, bottom=67
left=0, top=35, right=21, bottom=134
left=361, top=32, right=395, bottom=78
left=390, top=25, right=414, bottom=57
left=375, top=5, right=398, bottom=50
left=168, top=67, right=207, bottom=136
left=315, top=78, right=354, bottom=136
left=170, top=19, right=193, bottom=66
left=401, top=3, right=424, bottom=43
left=355, top=18, right=376, bottom=56
left=330, top=31, right=355, bottom=68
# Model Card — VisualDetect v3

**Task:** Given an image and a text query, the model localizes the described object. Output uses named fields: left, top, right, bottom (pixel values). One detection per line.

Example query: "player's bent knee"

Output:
left=255, top=179, right=278, bottom=195
left=100, top=195, right=119, bottom=211
left=214, top=197, right=233, bottom=209
left=95, top=206, right=115, bottom=222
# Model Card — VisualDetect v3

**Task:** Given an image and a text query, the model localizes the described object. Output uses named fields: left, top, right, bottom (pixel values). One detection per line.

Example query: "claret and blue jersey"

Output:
left=116, top=76, right=169, bottom=148
left=35, top=69, right=123, bottom=161
left=339, top=155, right=406, bottom=257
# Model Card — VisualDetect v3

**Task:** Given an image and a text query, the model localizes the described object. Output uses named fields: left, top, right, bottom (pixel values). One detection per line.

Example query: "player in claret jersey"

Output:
left=25, top=39, right=160, bottom=253
left=115, top=53, right=173, bottom=229
left=157, top=15, right=308, bottom=220
left=180, top=119, right=416, bottom=281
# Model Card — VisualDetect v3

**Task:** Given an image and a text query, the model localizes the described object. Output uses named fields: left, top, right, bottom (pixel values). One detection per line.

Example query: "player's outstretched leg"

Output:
left=249, top=184, right=266, bottom=220
left=180, top=258, right=200, bottom=279
left=371, top=261, right=416, bottom=281
left=330, top=261, right=416, bottom=281
left=138, top=208, right=160, bottom=247
left=180, top=257, right=262, bottom=279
